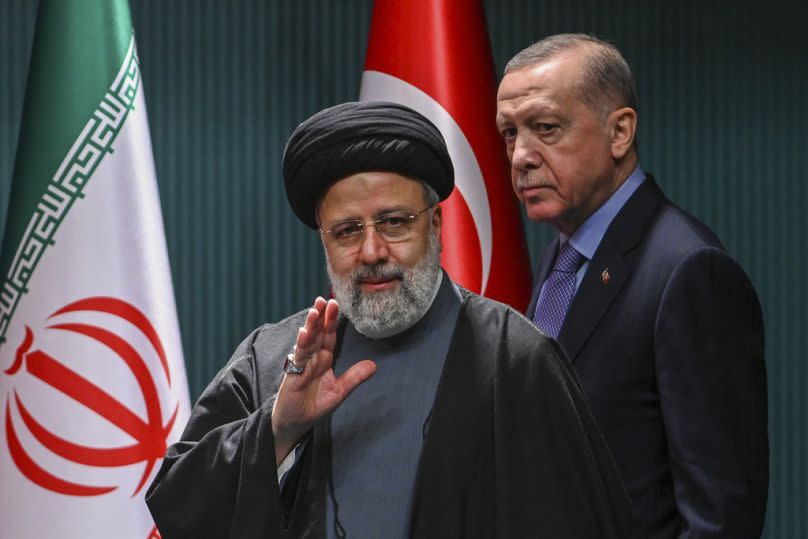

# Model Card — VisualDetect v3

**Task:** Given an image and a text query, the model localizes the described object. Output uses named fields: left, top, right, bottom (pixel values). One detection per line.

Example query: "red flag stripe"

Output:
left=15, top=392, right=161, bottom=466
left=25, top=349, right=152, bottom=441
left=361, top=0, right=532, bottom=310
left=5, top=401, right=116, bottom=497
left=48, top=322, right=164, bottom=435
left=50, top=296, right=173, bottom=386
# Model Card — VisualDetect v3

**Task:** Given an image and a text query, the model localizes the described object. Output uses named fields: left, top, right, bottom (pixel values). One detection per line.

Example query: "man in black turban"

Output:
left=282, top=101, right=454, bottom=229
left=146, top=101, right=632, bottom=539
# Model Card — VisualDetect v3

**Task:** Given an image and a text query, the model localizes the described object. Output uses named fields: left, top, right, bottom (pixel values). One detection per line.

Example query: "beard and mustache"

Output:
left=326, top=231, right=441, bottom=339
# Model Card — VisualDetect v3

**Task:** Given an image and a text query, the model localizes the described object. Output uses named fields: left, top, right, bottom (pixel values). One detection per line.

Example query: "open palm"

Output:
left=271, top=297, right=376, bottom=464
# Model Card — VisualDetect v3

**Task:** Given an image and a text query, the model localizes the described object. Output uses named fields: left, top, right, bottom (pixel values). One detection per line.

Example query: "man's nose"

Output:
left=511, top=134, right=542, bottom=170
left=358, top=226, right=390, bottom=264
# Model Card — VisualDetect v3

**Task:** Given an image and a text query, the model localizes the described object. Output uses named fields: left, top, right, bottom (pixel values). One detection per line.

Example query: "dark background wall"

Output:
left=1, top=1, right=805, bottom=536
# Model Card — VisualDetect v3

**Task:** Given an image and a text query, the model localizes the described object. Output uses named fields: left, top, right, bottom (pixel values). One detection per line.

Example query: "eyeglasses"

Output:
left=319, top=205, right=435, bottom=248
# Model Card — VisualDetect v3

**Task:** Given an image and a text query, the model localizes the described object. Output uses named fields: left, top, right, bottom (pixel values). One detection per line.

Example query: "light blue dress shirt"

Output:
left=537, top=165, right=646, bottom=307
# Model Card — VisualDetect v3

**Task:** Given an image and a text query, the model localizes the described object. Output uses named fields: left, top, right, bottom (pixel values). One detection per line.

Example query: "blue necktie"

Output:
left=533, top=242, right=585, bottom=339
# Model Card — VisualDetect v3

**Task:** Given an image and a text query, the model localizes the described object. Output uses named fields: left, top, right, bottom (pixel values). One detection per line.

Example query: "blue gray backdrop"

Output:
left=0, top=1, right=805, bottom=537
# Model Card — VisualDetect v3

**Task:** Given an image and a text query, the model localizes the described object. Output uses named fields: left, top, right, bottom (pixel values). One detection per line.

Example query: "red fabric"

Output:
left=363, top=0, right=532, bottom=310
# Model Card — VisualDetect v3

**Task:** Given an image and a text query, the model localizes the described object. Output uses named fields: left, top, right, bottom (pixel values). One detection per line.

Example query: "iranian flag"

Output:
left=0, top=1, right=190, bottom=538
left=360, top=0, right=533, bottom=310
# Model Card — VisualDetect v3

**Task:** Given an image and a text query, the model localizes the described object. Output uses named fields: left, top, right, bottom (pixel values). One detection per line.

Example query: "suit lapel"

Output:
left=558, top=239, right=629, bottom=361
left=558, top=177, right=666, bottom=362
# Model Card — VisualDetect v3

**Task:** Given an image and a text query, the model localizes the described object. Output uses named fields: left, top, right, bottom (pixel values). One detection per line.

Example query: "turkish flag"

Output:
left=360, top=0, right=532, bottom=311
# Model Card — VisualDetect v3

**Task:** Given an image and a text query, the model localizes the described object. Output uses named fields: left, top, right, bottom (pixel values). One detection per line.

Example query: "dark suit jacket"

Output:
left=528, top=176, right=768, bottom=539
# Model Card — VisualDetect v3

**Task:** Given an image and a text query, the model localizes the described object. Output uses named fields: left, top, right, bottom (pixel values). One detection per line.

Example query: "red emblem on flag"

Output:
left=3, top=296, right=178, bottom=497
left=360, top=0, right=533, bottom=311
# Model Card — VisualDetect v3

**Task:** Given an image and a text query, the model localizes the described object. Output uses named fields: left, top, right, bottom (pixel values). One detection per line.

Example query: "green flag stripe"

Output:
left=0, top=1, right=134, bottom=283
left=0, top=36, right=140, bottom=346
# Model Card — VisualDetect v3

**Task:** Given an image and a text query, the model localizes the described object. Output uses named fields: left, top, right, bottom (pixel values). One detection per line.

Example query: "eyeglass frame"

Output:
left=318, top=204, right=436, bottom=245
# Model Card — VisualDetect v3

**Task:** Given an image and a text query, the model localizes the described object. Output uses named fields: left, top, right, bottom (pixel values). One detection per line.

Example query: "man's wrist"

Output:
left=271, top=412, right=309, bottom=466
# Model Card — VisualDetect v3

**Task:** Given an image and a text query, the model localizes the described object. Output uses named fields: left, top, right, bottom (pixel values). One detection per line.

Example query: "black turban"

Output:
left=282, top=101, right=455, bottom=229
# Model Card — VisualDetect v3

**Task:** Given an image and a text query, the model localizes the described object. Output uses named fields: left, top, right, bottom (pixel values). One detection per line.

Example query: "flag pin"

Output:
left=601, top=269, right=610, bottom=285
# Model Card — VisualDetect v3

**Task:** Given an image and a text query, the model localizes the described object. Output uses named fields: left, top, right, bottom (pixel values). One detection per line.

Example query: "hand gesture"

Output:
left=271, top=297, right=376, bottom=464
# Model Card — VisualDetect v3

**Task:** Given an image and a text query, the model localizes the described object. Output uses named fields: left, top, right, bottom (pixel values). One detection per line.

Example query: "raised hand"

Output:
left=271, top=297, right=376, bottom=464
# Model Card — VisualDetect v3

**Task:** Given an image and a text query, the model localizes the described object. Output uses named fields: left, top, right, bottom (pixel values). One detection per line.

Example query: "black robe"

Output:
left=146, top=289, right=631, bottom=538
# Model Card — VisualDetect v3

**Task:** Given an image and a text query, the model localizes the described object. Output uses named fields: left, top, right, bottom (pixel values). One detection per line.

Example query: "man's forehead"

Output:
left=318, top=172, right=425, bottom=219
left=496, top=86, right=562, bottom=118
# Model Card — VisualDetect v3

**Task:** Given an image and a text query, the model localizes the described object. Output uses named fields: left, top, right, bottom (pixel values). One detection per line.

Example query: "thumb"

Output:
left=336, top=359, right=376, bottom=400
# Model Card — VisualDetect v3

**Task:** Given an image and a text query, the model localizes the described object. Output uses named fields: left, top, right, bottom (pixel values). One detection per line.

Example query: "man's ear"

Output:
left=432, top=204, right=443, bottom=252
left=608, top=107, right=637, bottom=160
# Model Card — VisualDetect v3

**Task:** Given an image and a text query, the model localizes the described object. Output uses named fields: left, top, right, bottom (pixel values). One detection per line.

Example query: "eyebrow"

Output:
left=326, top=205, right=415, bottom=224
left=495, top=113, right=511, bottom=127
left=499, top=102, right=563, bottom=125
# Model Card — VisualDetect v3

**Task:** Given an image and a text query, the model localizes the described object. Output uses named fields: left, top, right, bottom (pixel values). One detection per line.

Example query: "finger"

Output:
left=334, top=359, right=376, bottom=399
left=306, top=347, right=334, bottom=379
left=280, top=343, right=321, bottom=390
left=324, top=299, right=339, bottom=323
left=294, top=327, right=312, bottom=359
left=291, top=329, right=318, bottom=381
left=311, top=296, right=327, bottom=334
left=313, top=295, right=327, bottom=312
left=302, top=305, right=321, bottom=337
left=306, top=297, right=328, bottom=349
left=296, top=305, right=323, bottom=355
left=321, top=300, right=340, bottom=350
left=290, top=297, right=336, bottom=379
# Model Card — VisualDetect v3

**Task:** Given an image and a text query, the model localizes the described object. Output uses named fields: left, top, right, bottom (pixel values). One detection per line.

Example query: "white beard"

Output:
left=327, top=232, right=441, bottom=339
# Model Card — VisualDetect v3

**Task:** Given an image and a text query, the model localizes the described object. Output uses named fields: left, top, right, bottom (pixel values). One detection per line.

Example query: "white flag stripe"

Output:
left=360, top=70, right=494, bottom=291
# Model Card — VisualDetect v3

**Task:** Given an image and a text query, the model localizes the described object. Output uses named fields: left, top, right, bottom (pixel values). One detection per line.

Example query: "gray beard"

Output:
left=327, top=233, right=441, bottom=339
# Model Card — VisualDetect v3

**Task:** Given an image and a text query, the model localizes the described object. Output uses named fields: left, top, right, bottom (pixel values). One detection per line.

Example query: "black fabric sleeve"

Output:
left=493, top=309, right=633, bottom=538
left=410, top=295, right=632, bottom=538
left=145, top=337, right=284, bottom=539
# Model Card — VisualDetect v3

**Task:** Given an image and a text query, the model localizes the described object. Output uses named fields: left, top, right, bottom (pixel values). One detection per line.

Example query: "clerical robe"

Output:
left=146, top=286, right=631, bottom=538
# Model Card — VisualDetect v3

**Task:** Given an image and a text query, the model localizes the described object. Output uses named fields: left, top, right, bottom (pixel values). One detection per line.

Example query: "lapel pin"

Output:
left=601, top=268, right=610, bottom=285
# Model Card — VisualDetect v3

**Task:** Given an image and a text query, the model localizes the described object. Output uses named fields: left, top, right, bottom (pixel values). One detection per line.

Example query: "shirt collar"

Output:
left=562, top=165, right=646, bottom=260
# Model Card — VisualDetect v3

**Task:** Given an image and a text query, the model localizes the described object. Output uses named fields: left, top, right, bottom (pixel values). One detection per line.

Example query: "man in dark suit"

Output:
left=496, top=33, right=768, bottom=538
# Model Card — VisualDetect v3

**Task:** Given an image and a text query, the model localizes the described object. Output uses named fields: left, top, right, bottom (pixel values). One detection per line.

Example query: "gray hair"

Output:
left=505, top=33, right=638, bottom=120
left=421, top=182, right=440, bottom=207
